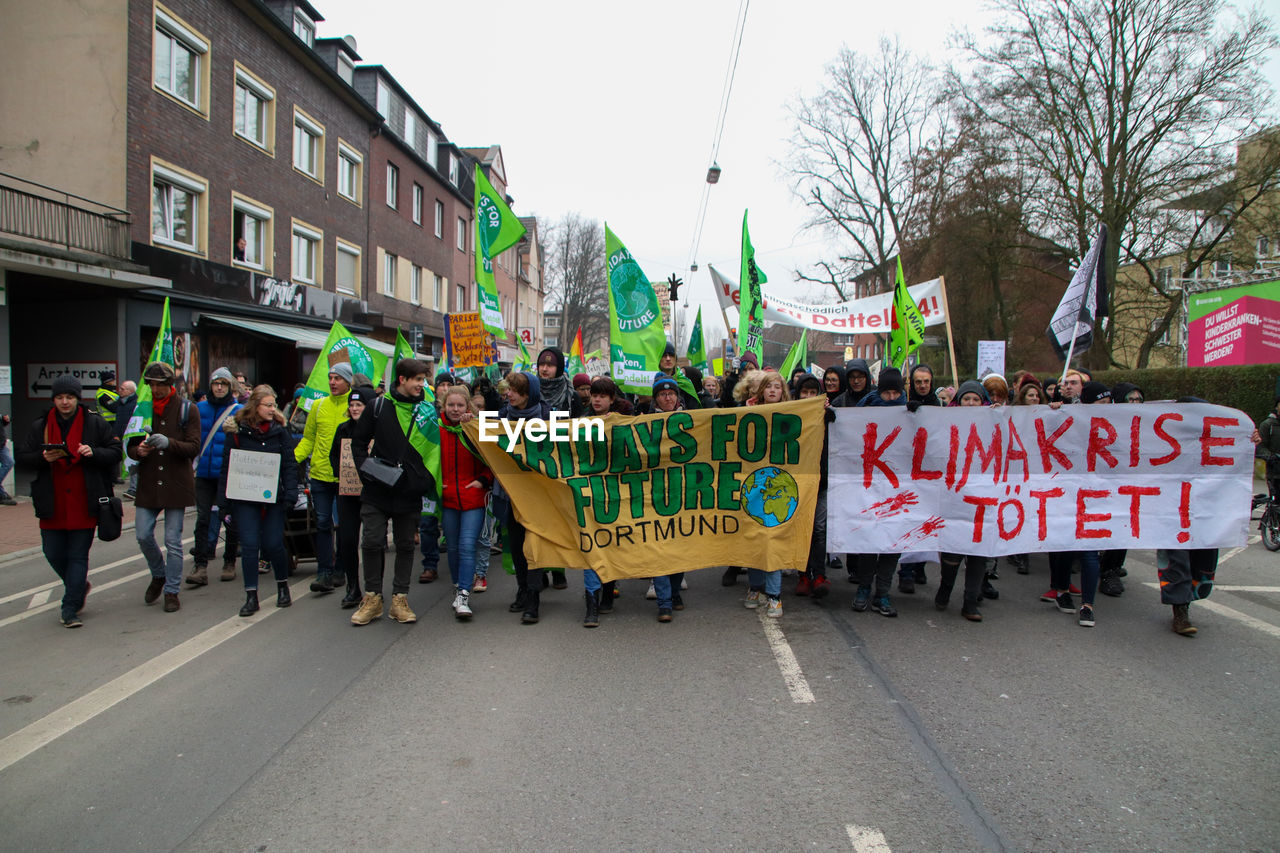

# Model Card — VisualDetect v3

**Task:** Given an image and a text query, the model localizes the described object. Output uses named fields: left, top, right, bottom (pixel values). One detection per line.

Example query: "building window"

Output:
left=411, top=264, right=422, bottom=304
left=231, top=194, right=272, bottom=270
left=456, top=282, right=466, bottom=311
left=456, top=216, right=466, bottom=252
left=337, top=54, right=355, bottom=85
left=412, top=184, right=423, bottom=225
left=383, top=252, right=398, bottom=296
left=292, top=221, right=322, bottom=284
left=153, top=6, right=208, bottom=111
left=434, top=273, right=444, bottom=310
left=293, top=11, right=315, bottom=46
left=1215, top=258, right=1232, bottom=277
left=425, top=130, right=439, bottom=172
left=403, top=110, right=416, bottom=146
left=386, top=163, right=398, bottom=209
left=449, top=153, right=460, bottom=186
left=293, top=109, right=324, bottom=182
left=1156, top=266, right=1174, bottom=288
left=232, top=65, right=274, bottom=151
left=337, top=141, right=362, bottom=204
left=336, top=240, right=361, bottom=295
left=434, top=200, right=444, bottom=238
left=151, top=161, right=205, bottom=253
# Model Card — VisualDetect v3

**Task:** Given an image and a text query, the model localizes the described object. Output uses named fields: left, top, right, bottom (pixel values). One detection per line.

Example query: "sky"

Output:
left=313, top=0, right=1280, bottom=347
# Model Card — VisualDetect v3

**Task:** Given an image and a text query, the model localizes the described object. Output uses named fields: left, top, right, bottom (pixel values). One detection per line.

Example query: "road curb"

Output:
left=0, top=520, right=142, bottom=566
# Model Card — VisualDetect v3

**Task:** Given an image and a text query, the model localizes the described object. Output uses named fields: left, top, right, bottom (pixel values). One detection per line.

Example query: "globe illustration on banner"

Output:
left=610, top=258, right=658, bottom=322
left=740, top=467, right=799, bottom=527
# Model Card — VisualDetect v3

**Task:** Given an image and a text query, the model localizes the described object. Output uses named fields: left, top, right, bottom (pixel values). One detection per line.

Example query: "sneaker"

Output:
left=60, top=609, right=83, bottom=628
left=873, top=596, right=898, bottom=617
left=852, top=586, right=871, bottom=612
left=1039, top=589, right=1059, bottom=603
left=1098, top=575, right=1124, bottom=597
left=351, top=592, right=383, bottom=625
left=645, top=581, right=657, bottom=600
left=389, top=593, right=417, bottom=623
left=898, top=575, right=915, bottom=595
left=812, top=575, right=831, bottom=599
left=986, top=566, right=1000, bottom=580
left=1078, top=604, right=1096, bottom=627
left=1069, top=583, right=1082, bottom=595
left=765, top=597, right=783, bottom=618
left=680, top=577, right=688, bottom=590
left=473, top=576, right=487, bottom=593
left=1055, top=591, right=1076, bottom=613
left=258, top=559, right=270, bottom=575
left=826, top=556, right=843, bottom=570
left=795, top=575, right=812, bottom=596
left=455, top=591, right=473, bottom=620
left=657, top=607, right=673, bottom=622
left=122, top=491, right=136, bottom=501
left=1, top=495, right=19, bottom=506
left=744, top=589, right=762, bottom=609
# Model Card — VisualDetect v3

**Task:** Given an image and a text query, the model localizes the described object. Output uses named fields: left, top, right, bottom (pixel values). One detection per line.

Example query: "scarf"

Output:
left=153, top=387, right=175, bottom=417
left=538, top=373, right=574, bottom=413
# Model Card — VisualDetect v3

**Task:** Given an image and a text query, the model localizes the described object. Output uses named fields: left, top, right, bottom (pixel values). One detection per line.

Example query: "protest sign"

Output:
left=337, top=438, right=362, bottom=496
left=827, top=404, right=1255, bottom=556
left=225, top=449, right=282, bottom=503
left=465, top=398, right=826, bottom=582
left=976, top=341, right=1006, bottom=378
left=445, top=312, right=498, bottom=369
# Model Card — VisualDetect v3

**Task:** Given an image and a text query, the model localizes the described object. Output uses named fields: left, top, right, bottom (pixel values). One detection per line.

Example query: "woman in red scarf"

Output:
left=17, top=375, right=122, bottom=627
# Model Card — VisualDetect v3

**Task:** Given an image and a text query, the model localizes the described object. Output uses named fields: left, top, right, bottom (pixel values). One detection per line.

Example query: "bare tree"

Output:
left=789, top=37, right=949, bottom=298
left=956, top=0, right=1278, bottom=368
left=543, top=213, right=609, bottom=352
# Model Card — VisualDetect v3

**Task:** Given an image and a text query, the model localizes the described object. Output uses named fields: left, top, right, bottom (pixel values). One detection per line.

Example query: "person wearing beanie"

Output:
left=293, top=362, right=353, bottom=593
left=572, top=372, right=592, bottom=408
left=329, top=386, right=377, bottom=608
left=16, top=375, right=122, bottom=626
left=186, top=366, right=244, bottom=587
left=848, top=366, right=905, bottom=615
left=659, top=341, right=678, bottom=375
left=95, top=369, right=120, bottom=428
left=1111, top=381, right=1144, bottom=404
left=1080, top=381, right=1112, bottom=405
left=128, top=361, right=200, bottom=613
left=856, top=367, right=906, bottom=408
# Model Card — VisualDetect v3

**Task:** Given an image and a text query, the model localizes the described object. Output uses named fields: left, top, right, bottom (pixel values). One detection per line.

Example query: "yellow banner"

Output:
left=464, top=398, right=825, bottom=582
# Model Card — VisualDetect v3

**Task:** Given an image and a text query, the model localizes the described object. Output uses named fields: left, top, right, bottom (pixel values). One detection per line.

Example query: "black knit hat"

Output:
left=349, top=386, right=377, bottom=405
left=1081, top=381, right=1112, bottom=404
left=877, top=367, right=904, bottom=395
left=51, top=374, right=82, bottom=399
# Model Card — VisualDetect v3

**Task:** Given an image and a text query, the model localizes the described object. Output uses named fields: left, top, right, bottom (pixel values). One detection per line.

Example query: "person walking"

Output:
left=0, top=412, right=17, bottom=506
left=17, top=375, right=122, bottom=627
left=127, top=362, right=199, bottom=613
left=187, top=367, right=242, bottom=586
left=499, top=371, right=551, bottom=624
left=293, top=362, right=353, bottom=593
left=219, top=386, right=299, bottom=616
left=329, top=385, right=374, bottom=608
left=439, top=385, right=492, bottom=621
left=349, top=359, right=436, bottom=626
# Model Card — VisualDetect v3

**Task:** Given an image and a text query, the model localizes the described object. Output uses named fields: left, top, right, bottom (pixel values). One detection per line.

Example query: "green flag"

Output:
left=386, top=327, right=414, bottom=389
left=123, top=296, right=175, bottom=443
left=738, top=211, right=766, bottom=361
left=474, top=164, right=527, bottom=339
left=299, top=321, right=387, bottom=411
left=779, top=329, right=808, bottom=380
left=673, top=370, right=702, bottom=408
left=604, top=224, right=666, bottom=394
left=514, top=337, right=534, bottom=372
left=686, top=306, right=708, bottom=373
left=887, top=256, right=925, bottom=369
left=402, top=397, right=442, bottom=501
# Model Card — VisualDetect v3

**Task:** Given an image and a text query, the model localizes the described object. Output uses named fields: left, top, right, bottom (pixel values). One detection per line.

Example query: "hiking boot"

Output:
left=185, top=565, right=208, bottom=586
left=351, top=592, right=384, bottom=625
left=309, top=573, right=335, bottom=594
left=852, top=586, right=871, bottom=612
left=389, top=593, right=417, bottom=623
left=220, top=560, right=237, bottom=582
left=419, top=569, right=438, bottom=584
left=898, top=575, right=916, bottom=595
left=721, top=566, right=741, bottom=587
left=812, top=575, right=831, bottom=599
left=873, top=596, right=898, bottom=617
left=455, top=590, right=473, bottom=620
left=509, top=588, right=529, bottom=613
left=795, top=575, right=812, bottom=597
left=144, top=576, right=165, bottom=605
left=1172, top=604, right=1197, bottom=636
left=340, top=580, right=362, bottom=609
left=276, top=582, right=292, bottom=608
left=672, top=593, right=685, bottom=611
left=765, top=597, right=783, bottom=618
left=1078, top=604, right=1096, bottom=627
left=239, top=590, right=260, bottom=617
left=582, top=590, right=599, bottom=628
left=163, top=593, right=180, bottom=612
left=744, top=589, right=762, bottom=609
left=1099, top=574, right=1125, bottom=597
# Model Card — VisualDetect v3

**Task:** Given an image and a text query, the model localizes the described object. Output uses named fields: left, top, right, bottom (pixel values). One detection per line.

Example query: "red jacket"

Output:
left=440, top=421, right=491, bottom=511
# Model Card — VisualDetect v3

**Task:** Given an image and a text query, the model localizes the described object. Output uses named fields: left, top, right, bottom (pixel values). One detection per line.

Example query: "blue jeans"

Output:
left=651, top=572, right=685, bottom=609
left=443, top=506, right=483, bottom=592
left=583, top=569, right=601, bottom=593
left=0, top=443, right=14, bottom=498
left=135, top=506, right=186, bottom=594
left=1051, top=550, right=1100, bottom=606
left=419, top=513, right=440, bottom=571
left=232, top=502, right=289, bottom=589
left=309, top=479, right=338, bottom=576
left=747, top=568, right=782, bottom=597
left=42, top=528, right=94, bottom=615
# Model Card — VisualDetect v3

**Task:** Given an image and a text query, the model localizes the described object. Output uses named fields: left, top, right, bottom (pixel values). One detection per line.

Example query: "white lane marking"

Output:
left=26, top=590, right=52, bottom=609
left=1211, top=586, right=1280, bottom=593
left=0, top=570, right=149, bottom=629
left=0, top=577, right=313, bottom=774
left=758, top=609, right=814, bottom=703
left=1220, top=545, right=1247, bottom=564
left=0, top=537, right=195, bottom=607
left=846, top=824, right=892, bottom=852
left=1142, top=582, right=1280, bottom=640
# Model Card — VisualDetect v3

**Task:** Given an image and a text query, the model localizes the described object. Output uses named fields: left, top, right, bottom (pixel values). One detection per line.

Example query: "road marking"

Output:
left=1211, top=586, right=1280, bottom=593
left=26, top=590, right=51, bottom=609
left=1142, top=582, right=1280, bottom=640
left=0, top=577, right=312, bottom=774
left=0, top=538, right=194, bottom=607
left=758, top=609, right=814, bottom=703
left=0, top=570, right=151, bottom=629
left=846, top=824, right=892, bottom=852
left=1220, top=545, right=1247, bottom=564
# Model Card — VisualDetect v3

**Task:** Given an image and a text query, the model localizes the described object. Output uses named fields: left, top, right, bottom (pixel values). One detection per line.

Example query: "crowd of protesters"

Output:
left=13, top=347, right=1262, bottom=640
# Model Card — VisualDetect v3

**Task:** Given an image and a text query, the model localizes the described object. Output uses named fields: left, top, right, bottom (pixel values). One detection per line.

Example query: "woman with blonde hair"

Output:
left=219, top=385, right=299, bottom=616
left=732, top=369, right=767, bottom=406
left=439, top=384, right=492, bottom=620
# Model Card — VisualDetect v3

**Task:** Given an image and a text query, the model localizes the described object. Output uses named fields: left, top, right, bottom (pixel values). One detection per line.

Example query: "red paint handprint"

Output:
left=894, top=515, right=946, bottom=547
left=866, top=491, right=919, bottom=518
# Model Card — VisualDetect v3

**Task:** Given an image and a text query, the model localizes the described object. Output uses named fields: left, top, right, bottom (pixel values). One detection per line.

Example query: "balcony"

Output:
left=0, top=171, right=131, bottom=260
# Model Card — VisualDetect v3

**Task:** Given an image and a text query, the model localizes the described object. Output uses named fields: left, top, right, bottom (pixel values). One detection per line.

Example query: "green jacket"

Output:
left=294, top=392, right=349, bottom=482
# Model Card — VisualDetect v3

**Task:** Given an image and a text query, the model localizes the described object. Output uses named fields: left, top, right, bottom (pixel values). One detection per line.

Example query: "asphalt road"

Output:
left=1, top=525, right=1278, bottom=852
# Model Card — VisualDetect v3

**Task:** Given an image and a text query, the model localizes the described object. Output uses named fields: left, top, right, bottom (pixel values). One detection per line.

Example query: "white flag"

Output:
left=1046, top=225, right=1109, bottom=361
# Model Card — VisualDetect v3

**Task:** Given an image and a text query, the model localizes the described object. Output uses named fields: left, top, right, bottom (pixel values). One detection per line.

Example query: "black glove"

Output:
left=906, top=400, right=923, bottom=413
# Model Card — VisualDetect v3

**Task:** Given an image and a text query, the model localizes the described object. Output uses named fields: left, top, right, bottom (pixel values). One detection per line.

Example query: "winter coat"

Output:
left=217, top=413, right=299, bottom=508
left=18, top=405, right=122, bottom=523
left=823, top=366, right=847, bottom=404
left=857, top=390, right=907, bottom=408
left=113, top=394, right=138, bottom=440
left=293, top=391, right=350, bottom=482
left=195, top=394, right=242, bottom=480
left=536, top=346, right=581, bottom=415
left=328, top=418, right=367, bottom=489
left=1258, top=412, right=1280, bottom=479
left=351, top=389, right=436, bottom=514
left=833, top=359, right=871, bottom=407
left=949, top=380, right=990, bottom=406
left=440, top=419, right=493, bottom=512
left=498, top=373, right=553, bottom=421
left=126, top=391, right=200, bottom=509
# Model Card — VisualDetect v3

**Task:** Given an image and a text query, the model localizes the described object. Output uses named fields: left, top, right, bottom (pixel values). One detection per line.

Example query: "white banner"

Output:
left=226, top=449, right=282, bottom=503
left=709, top=266, right=945, bottom=334
left=827, top=404, right=1254, bottom=556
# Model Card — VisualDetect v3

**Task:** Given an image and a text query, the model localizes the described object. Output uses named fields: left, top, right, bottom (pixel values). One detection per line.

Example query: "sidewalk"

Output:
left=0, top=497, right=141, bottom=563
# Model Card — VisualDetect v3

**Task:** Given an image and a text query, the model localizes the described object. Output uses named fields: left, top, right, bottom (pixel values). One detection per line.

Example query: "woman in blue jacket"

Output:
left=218, top=386, right=299, bottom=616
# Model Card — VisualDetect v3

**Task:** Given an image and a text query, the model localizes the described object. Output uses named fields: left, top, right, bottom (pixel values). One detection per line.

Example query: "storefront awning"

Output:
left=199, top=313, right=395, bottom=358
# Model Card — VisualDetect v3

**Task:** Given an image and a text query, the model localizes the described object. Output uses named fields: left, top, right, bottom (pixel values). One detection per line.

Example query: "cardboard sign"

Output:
left=338, top=438, right=363, bottom=496
left=226, top=449, right=282, bottom=503
left=445, top=312, right=498, bottom=369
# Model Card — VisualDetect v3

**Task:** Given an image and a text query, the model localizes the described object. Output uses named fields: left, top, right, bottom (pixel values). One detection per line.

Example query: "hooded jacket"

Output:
left=499, top=372, right=553, bottom=420
left=822, top=366, right=847, bottom=404
left=294, top=389, right=351, bottom=482
left=536, top=346, right=580, bottom=415
left=949, top=379, right=990, bottom=406
left=195, top=390, right=243, bottom=480
left=834, top=359, right=871, bottom=407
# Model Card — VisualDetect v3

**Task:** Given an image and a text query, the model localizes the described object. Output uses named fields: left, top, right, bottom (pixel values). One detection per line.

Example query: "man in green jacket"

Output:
left=294, top=362, right=352, bottom=592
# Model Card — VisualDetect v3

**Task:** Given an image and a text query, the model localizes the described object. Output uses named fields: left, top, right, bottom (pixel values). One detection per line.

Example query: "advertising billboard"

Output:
left=1186, top=279, right=1280, bottom=367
